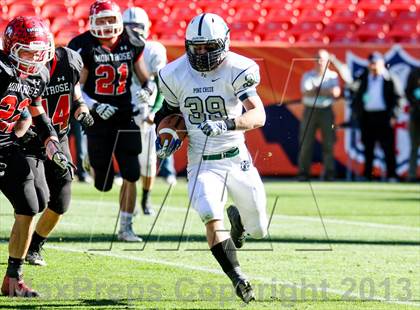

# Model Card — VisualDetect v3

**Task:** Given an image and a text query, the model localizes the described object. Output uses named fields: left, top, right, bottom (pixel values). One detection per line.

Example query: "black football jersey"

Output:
left=68, top=30, right=145, bottom=117
left=41, top=47, right=83, bottom=139
left=0, top=51, right=49, bottom=148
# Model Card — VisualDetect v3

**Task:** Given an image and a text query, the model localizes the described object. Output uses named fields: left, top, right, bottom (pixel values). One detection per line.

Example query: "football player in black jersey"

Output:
left=0, top=16, right=70, bottom=298
left=68, top=0, right=152, bottom=242
left=21, top=42, right=94, bottom=266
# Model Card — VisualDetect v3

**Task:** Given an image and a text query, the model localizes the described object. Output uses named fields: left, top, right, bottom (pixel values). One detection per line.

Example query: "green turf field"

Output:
left=0, top=179, right=419, bottom=309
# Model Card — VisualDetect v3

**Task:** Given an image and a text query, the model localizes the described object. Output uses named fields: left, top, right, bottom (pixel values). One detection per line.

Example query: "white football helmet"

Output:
left=122, top=7, right=150, bottom=39
left=185, top=13, right=230, bottom=72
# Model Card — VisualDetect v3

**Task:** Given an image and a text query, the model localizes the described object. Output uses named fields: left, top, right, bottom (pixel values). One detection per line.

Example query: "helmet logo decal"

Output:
left=243, top=73, right=259, bottom=88
left=5, top=26, right=12, bottom=37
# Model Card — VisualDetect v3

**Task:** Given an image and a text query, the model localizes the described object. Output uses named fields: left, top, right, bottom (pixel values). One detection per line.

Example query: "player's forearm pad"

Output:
left=154, top=100, right=181, bottom=128
left=224, top=119, right=236, bottom=130
left=73, top=97, right=86, bottom=111
left=142, top=79, right=154, bottom=96
left=32, top=113, right=58, bottom=145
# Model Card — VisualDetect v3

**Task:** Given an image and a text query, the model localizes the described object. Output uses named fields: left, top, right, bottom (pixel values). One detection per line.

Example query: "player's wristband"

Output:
left=224, top=119, right=236, bottom=131
left=20, top=108, right=31, bottom=120
left=142, top=80, right=154, bottom=96
left=73, top=97, right=86, bottom=110
left=72, top=97, right=87, bottom=115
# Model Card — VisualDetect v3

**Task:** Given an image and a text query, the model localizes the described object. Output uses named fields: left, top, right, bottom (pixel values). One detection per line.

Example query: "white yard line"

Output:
left=72, top=199, right=420, bottom=232
left=46, top=244, right=420, bottom=307
left=272, top=214, right=420, bottom=232
left=264, top=184, right=420, bottom=191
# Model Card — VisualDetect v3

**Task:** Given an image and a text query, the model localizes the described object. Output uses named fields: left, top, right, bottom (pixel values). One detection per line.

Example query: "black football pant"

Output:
left=86, top=116, right=142, bottom=192
left=360, top=111, right=397, bottom=179
left=0, top=146, right=39, bottom=215
left=26, top=136, right=73, bottom=215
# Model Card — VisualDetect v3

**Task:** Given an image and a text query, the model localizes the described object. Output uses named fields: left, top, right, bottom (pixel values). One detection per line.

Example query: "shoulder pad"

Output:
left=145, top=41, right=167, bottom=74
left=230, top=56, right=260, bottom=94
left=124, top=27, right=146, bottom=48
left=37, top=65, right=50, bottom=85
left=0, top=51, right=15, bottom=77
left=158, top=60, right=181, bottom=107
left=63, top=46, right=84, bottom=74
left=67, top=31, right=91, bottom=54
left=29, top=66, right=49, bottom=98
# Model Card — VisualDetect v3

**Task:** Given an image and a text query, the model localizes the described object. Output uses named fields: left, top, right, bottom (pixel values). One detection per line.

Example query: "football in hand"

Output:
left=157, top=114, right=187, bottom=147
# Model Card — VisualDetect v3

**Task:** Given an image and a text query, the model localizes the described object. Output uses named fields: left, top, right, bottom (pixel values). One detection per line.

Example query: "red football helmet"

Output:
left=89, top=0, right=123, bottom=39
left=3, top=16, right=54, bottom=75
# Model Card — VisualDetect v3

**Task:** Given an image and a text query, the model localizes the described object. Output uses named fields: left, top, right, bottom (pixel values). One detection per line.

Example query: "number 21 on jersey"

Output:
left=95, top=63, right=128, bottom=95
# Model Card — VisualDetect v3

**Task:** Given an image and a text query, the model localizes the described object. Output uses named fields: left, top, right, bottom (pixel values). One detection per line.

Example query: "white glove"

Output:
left=156, top=137, right=181, bottom=159
left=198, top=120, right=227, bottom=137
left=136, top=89, right=151, bottom=105
left=96, top=103, right=118, bottom=120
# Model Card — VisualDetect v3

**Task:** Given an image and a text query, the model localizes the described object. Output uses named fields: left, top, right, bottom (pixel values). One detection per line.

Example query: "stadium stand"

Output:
left=0, top=0, right=417, bottom=46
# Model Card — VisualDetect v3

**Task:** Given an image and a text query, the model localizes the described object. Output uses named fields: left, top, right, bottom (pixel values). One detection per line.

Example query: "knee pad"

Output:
left=120, top=165, right=140, bottom=182
left=15, top=206, right=38, bottom=216
left=117, top=153, right=140, bottom=182
left=14, top=179, right=40, bottom=216
left=94, top=170, right=114, bottom=192
left=47, top=178, right=72, bottom=215
left=33, top=178, right=48, bottom=214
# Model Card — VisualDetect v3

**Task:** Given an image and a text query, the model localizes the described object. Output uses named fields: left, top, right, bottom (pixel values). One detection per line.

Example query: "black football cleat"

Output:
left=235, top=279, right=255, bottom=303
left=25, top=250, right=47, bottom=267
left=227, top=205, right=246, bottom=248
left=1, top=275, right=40, bottom=297
left=141, top=202, right=155, bottom=216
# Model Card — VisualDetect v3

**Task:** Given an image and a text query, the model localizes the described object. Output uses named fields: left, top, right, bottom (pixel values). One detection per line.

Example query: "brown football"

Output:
left=157, top=114, right=187, bottom=145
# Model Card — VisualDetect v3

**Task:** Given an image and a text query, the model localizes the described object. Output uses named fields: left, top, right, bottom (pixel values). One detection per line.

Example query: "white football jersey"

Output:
left=131, top=41, right=167, bottom=109
left=158, top=51, right=261, bottom=165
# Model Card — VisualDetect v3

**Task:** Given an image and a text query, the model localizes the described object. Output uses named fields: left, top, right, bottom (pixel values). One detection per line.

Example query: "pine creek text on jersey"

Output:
left=193, top=86, right=214, bottom=94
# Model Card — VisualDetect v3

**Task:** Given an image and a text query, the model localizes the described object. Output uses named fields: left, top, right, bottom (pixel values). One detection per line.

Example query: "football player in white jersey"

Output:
left=123, top=7, right=167, bottom=215
left=155, top=13, right=268, bottom=303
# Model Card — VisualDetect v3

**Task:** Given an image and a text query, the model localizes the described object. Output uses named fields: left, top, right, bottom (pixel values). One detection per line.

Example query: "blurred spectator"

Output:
left=405, top=67, right=420, bottom=182
left=352, top=52, right=399, bottom=181
left=298, top=49, right=341, bottom=181
left=68, top=117, right=91, bottom=183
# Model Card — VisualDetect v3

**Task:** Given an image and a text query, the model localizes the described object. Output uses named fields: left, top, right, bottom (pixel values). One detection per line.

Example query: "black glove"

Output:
left=46, top=139, right=68, bottom=169
left=46, top=139, right=78, bottom=178
left=55, top=160, right=77, bottom=179
left=77, top=112, right=94, bottom=128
